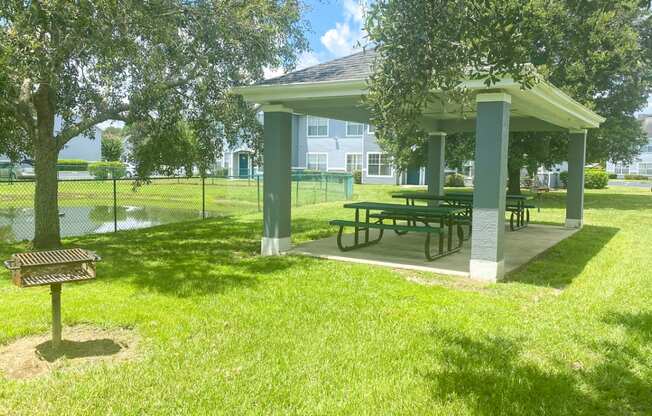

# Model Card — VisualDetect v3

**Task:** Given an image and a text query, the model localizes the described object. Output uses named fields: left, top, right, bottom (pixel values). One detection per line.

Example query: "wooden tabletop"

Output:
left=342, top=201, right=465, bottom=215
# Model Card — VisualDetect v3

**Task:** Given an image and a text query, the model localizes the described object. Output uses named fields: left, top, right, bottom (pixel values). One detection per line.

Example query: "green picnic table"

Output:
left=392, top=192, right=535, bottom=231
left=329, top=202, right=466, bottom=261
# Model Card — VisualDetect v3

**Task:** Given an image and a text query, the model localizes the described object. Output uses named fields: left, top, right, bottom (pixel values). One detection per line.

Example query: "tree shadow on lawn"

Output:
left=422, top=326, right=652, bottom=415
left=61, top=217, right=325, bottom=298
left=505, top=224, right=619, bottom=289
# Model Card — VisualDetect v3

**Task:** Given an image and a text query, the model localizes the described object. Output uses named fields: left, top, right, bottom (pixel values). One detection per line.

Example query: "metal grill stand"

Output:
left=4, top=249, right=101, bottom=350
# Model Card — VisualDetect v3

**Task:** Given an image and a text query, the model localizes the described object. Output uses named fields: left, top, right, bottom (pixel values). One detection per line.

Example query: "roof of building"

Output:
left=258, top=48, right=377, bottom=86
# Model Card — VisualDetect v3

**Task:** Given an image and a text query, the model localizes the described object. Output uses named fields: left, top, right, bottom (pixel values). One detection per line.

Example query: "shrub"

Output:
left=624, top=174, right=649, bottom=181
left=352, top=170, right=362, bottom=184
left=559, top=169, right=609, bottom=189
left=584, top=168, right=609, bottom=189
left=57, top=159, right=88, bottom=171
left=89, top=161, right=126, bottom=179
left=445, top=173, right=466, bottom=187
left=559, top=171, right=568, bottom=187
left=608, top=173, right=617, bottom=179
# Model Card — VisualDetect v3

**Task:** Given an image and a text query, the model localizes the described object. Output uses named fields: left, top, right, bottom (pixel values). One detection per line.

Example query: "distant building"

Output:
left=606, top=114, right=652, bottom=177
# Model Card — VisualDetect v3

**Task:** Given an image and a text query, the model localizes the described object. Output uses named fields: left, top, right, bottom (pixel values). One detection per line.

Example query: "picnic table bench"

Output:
left=329, top=202, right=465, bottom=261
left=392, top=192, right=535, bottom=231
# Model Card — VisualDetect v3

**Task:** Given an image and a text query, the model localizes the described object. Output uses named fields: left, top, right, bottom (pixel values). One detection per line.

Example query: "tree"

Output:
left=0, top=1, right=307, bottom=248
left=101, top=127, right=125, bottom=162
left=364, top=0, right=652, bottom=193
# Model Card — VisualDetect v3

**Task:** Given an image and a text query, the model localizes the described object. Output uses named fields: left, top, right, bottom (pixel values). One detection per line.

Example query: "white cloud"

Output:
left=343, top=0, right=364, bottom=24
left=321, top=22, right=358, bottom=57
left=320, top=1, right=368, bottom=58
left=263, top=66, right=285, bottom=80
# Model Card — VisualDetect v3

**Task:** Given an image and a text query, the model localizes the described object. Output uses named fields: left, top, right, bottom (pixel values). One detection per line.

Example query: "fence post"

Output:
left=202, top=176, right=206, bottom=219
left=113, top=177, right=118, bottom=232
left=295, top=177, right=300, bottom=207
left=325, top=176, right=328, bottom=202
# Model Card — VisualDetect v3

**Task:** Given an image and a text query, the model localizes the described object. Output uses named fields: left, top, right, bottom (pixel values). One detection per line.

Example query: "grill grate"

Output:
left=21, top=270, right=95, bottom=287
left=13, top=248, right=99, bottom=267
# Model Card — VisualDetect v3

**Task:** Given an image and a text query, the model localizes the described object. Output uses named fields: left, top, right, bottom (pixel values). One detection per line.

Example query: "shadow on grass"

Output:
left=505, top=224, right=619, bottom=289
left=36, top=338, right=122, bottom=361
left=52, top=216, right=326, bottom=298
left=422, top=326, right=652, bottom=415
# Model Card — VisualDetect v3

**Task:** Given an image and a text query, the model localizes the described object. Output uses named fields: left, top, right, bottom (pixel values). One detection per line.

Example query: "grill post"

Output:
left=51, top=283, right=62, bottom=349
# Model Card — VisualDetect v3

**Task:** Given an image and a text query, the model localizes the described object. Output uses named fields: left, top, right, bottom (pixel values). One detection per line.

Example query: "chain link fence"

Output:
left=0, top=172, right=353, bottom=243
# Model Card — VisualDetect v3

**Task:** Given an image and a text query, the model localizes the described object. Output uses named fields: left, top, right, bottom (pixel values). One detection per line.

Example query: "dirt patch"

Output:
left=394, top=268, right=492, bottom=292
left=0, top=325, right=140, bottom=380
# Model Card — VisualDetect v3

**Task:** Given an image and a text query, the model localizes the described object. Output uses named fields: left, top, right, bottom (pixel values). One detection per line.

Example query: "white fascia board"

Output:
left=233, top=79, right=367, bottom=103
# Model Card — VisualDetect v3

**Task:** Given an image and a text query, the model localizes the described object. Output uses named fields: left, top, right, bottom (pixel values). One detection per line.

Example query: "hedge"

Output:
left=624, top=174, right=650, bottom=181
left=57, top=159, right=88, bottom=171
left=89, top=161, right=126, bottom=179
left=560, top=168, right=609, bottom=189
left=445, top=173, right=466, bottom=187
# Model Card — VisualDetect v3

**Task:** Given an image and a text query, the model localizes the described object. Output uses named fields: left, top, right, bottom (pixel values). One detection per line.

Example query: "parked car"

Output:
left=16, top=160, right=35, bottom=179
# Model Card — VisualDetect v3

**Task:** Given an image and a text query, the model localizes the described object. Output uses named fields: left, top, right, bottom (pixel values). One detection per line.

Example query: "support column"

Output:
left=469, top=93, right=511, bottom=282
left=261, top=107, right=293, bottom=255
left=565, top=129, right=587, bottom=228
left=427, top=132, right=446, bottom=196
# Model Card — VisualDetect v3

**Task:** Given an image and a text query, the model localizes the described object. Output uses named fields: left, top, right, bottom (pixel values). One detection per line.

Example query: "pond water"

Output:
left=0, top=205, right=208, bottom=242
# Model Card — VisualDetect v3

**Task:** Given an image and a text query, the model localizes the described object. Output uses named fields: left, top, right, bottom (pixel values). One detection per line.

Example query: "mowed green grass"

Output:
left=1, top=185, right=651, bottom=415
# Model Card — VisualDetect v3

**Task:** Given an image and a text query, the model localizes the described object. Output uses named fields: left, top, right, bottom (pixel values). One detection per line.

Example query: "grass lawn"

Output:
left=1, top=185, right=651, bottom=415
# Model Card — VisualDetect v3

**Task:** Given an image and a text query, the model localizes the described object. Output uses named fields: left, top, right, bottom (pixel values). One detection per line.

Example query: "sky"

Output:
left=266, top=0, right=652, bottom=115
left=263, top=0, right=368, bottom=79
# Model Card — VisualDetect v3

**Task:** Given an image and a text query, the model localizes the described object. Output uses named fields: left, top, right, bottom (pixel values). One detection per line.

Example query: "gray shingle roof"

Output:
left=258, top=48, right=377, bottom=85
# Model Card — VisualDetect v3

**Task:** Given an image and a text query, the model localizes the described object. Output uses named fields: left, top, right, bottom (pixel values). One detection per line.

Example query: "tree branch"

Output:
left=54, top=104, right=130, bottom=147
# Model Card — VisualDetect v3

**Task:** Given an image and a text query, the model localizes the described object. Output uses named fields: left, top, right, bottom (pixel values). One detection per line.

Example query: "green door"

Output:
left=406, top=164, right=420, bottom=185
left=238, top=154, right=250, bottom=178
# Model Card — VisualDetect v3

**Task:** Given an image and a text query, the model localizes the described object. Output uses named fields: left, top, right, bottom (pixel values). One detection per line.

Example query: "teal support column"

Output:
left=469, top=93, right=511, bottom=282
left=565, top=129, right=587, bottom=228
left=261, top=108, right=293, bottom=255
left=427, top=132, right=446, bottom=197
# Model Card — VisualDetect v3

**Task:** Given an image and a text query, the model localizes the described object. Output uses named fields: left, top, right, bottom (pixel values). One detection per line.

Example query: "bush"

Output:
left=624, top=174, right=649, bottom=181
left=584, top=169, right=609, bottom=189
left=89, top=161, right=126, bottom=179
left=352, top=170, right=362, bottom=184
left=57, top=159, right=88, bottom=171
left=559, top=171, right=568, bottom=187
left=560, top=169, right=608, bottom=189
left=445, top=173, right=466, bottom=187
left=608, top=173, right=617, bottom=179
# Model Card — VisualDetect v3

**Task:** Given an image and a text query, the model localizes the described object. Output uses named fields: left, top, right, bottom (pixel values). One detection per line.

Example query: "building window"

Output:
left=306, top=153, right=328, bottom=171
left=346, top=122, right=364, bottom=136
left=639, top=162, right=652, bottom=176
left=307, top=116, right=329, bottom=137
left=614, top=163, right=630, bottom=175
left=643, top=140, right=652, bottom=153
left=367, top=124, right=375, bottom=134
left=346, top=153, right=362, bottom=172
left=367, top=153, right=392, bottom=176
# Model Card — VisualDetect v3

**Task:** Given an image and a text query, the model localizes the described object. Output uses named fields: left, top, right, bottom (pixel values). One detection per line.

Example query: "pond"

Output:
left=0, top=205, right=210, bottom=242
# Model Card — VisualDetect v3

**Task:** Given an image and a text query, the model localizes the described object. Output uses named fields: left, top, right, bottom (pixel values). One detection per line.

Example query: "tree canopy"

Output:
left=0, top=0, right=307, bottom=247
left=364, top=0, right=652, bottom=179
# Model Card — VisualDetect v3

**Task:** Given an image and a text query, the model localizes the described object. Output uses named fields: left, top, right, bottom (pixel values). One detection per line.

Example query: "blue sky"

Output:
left=270, top=0, right=652, bottom=114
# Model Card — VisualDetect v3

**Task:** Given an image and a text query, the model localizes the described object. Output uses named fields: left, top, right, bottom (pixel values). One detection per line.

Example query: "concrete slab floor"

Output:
left=289, top=224, right=579, bottom=278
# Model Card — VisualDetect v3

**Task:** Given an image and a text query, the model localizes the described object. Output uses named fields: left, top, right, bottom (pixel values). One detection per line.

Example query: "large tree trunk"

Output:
left=507, top=159, right=522, bottom=195
left=32, top=87, right=62, bottom=249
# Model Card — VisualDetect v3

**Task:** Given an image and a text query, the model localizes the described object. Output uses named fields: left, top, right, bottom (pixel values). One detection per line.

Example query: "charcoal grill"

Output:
left=4, top=248, right=101, bottom=349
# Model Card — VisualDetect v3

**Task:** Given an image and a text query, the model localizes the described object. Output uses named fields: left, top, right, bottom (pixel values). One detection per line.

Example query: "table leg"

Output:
left=354, top=208, right=359, bottom=246
left=447, top=215, right=453, bottom=252
left=365, top=209, right=370, bottom=243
